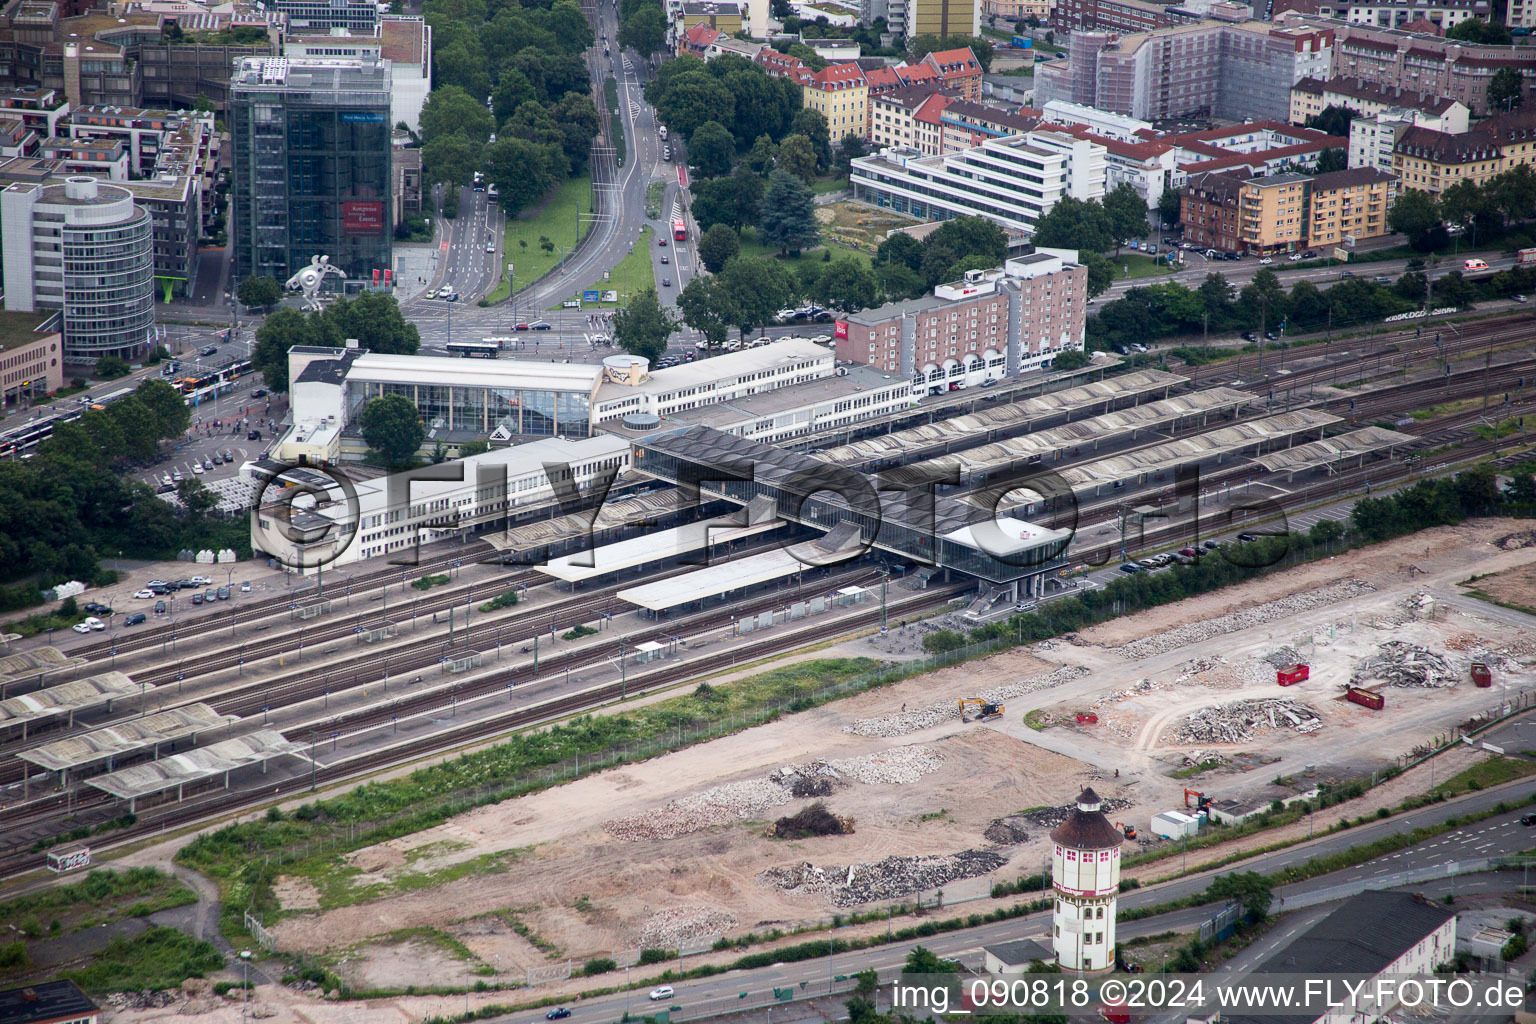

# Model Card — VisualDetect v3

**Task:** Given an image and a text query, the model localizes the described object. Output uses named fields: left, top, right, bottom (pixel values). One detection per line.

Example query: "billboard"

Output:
left=583, top=290, right=601, bottom=301
left=834, top=319, right=849, bottom=340
left=343, top=201, right=384, bottom=236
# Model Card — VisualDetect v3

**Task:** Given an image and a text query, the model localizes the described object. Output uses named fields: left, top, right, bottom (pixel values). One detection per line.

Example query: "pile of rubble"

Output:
left=844, top=666, right=1090, bottom=737
left=1496, top=530, right=1536, bottom=550
left=761, top=850, right=1008, bottom=907
left=1350, top=641, right=1458, bottom=688
left=1171, top=698, right=1321, bottom=744
left=983, top=816, right=1031, bottom=845
left=639, top=906, right=738, bottom=949
left=782, top=746, right=944, bottom=785
left=1116, top=580, right=1377, bottom=660
left=104, top=992, right=182, bottom=1010
left=604, top=778, right=791, bottom=841
left=1022, top=798, right=1131, bottom=829
left=1262, top=646, right=1301, bottom=670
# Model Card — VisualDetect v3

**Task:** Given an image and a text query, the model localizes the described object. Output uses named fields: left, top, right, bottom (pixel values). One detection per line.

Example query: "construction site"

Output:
left=221, top=517, right=1536, bottom=998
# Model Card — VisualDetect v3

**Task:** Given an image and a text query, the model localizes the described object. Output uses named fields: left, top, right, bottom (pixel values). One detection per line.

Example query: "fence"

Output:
left=1277, top=856, right=1529, bottom=913
left=244, top=910, right=277, bottom=953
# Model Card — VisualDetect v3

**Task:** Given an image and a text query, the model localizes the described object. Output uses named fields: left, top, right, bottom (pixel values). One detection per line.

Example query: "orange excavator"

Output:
left=958, top=698, right=1005, bottom=722
left=1115, top=821, right=1137, bottom=840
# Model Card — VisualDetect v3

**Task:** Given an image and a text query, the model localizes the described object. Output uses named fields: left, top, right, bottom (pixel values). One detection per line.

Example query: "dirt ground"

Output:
left=1469, top=560, right=1536, bottom=612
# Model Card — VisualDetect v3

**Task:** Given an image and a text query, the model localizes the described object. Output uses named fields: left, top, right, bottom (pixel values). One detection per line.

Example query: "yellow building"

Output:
left=905, top=0, right=979, bottom=38
left=680, top=1, right=743, bottom=38
left=804, top=62, right=868, bottom=141
left=1303, top=167, right=1395, bottom=248
left=1392, top=110, right=1536, bottom=194
left=1238, top=172, right=1308, bottom=255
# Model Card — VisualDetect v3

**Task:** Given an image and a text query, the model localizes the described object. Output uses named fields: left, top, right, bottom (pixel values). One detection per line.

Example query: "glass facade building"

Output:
left=230, top=57, right=392, bottom=284
left=345, top=381, right=594, bottom=437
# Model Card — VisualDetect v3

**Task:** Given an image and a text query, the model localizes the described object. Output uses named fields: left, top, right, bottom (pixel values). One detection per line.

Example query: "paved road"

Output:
left=475, top=775, right=1536, bottom=1024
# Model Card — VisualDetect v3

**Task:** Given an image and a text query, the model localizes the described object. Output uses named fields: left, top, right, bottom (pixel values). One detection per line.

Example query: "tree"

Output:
left=1488, top=67, right=1524, bottom=113
left=812, top=258, right=878, bottom=312
left=613, top=287, right=679, bottom=363
left=776, top=133, right=818, bottom=185
left=697, top=223, right=741, bottom=274
left=1157, top=187, right=1183, bottom=227
left=492, top=69, right=539, bottom=124
left=94, top=355, right=130, bottom=380
left=716, top=256, right=797, bottom=338
left=1493, top=164, right=1536, bottom=224
left=1206, top=871, right=1272, bottom=923
left=1387, top=188, right=1444, bottom=251
left=1102, top=184, right=1150, bottom=248
left=1052, top=348, right=1090, bottom=370
left=484, top=137, right=562, bottom=214
left=322, top=292, right=422, bottom=356
left=651, top=70, right=735, bottom=141
left=554, top=93, right=602, bottom=174
left=419, top=85, right=496, bottom=144
left=928, top=216, right=1007, bottom=267
left=1447, top=17, right=1511, bottom=44
left=903, top=946, right=960, bottom=975
left=619, top=3, right=666, bottom=55
left=785, top=42, right=829, bottom=71
left=759, top=170, right=819, bottom=254
left=359, top=394, right=425, bottom=464
left=876, top=232, right=924, bottom=271
left=689, top=120, right=736, bottom=178
left=421, top=135, right=483, bottom=189
left=176, top=477, right=220, bottom=516
left=1435, top=269, right=1475, bottom=308
left=790, top=108, right=831, bottom=171
left=677, top=276, right=733, bottom=348
left=1303, top=104, right=1358, bottom=140
left=1315, top=147, right=1347, bottom=174
left=1031, top=195, right=1115, bottom=252
left=1079, top=250, right=1114, bottom=298
left=691, top=169, right=762, bottom=232
left=134, top=378, right=191, bottom=438
left=832, top=132, right=868, bottom=179
left=744, top=134, right=779, bottom=173
left=236, top=275, right=282, bottom=310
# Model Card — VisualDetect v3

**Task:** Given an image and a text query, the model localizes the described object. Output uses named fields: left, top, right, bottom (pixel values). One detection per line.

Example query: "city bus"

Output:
left=672, top=219, right=687, bottom=242
left=446, top=340, right=501, bottom=358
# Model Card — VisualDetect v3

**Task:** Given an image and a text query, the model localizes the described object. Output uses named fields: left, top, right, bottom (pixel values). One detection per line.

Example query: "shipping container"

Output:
left=1346, top=686, right=1384, bottom=710
left=1276, top=663, right=1309, bottom=686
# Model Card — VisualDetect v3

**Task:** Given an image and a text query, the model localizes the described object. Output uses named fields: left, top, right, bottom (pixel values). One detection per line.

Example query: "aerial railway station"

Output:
left=631, top=426, right=1074, bottom=603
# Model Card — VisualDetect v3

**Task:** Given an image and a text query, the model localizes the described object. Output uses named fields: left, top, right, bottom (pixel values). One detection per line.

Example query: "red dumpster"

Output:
left=1276, top=664, right=1309, bottom=686
left=1076, top=713, right=1099, bottom=724
left=1346, top=686, right=1385, bottom=710
left=1471, top=662, right=1492, bottom=688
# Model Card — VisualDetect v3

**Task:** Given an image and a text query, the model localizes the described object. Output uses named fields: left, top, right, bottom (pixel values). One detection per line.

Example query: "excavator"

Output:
left=1115, top=821, right=1138, bottom=840
left=958, top=698, right=1005, bottom=722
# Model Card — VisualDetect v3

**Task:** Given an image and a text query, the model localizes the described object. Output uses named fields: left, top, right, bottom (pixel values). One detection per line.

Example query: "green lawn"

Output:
left=736, top=226, right=874, bottom=268
left=812, top=178, right=850, bottom=194
left=481, top=175, right=593, bottom=306
left=548, top=225, right=656, bottom=309
left=1114, top=251, right=1176, bottom=280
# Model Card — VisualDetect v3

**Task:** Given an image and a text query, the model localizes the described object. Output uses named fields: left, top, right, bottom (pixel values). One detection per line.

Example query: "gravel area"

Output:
left=603, top=779, right=792, bottom=842
left=638, top=906, right=738, bottom=949
left=781, top=746, right=945, bottom=785
left=843, top=666, right=1090, bottom=737
left=1113, top=579, right=1377, bottom=660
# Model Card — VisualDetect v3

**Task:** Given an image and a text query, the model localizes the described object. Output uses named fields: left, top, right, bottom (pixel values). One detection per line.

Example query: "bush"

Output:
left=582, top=958, right=617, bottom=976
left=921, top=629, right=968, bottom=654
left=0, top=941, right=28, bottom=968
left=637, top=948, right=670, bottom=965
left=479, top=588, right=519, bottom=612
left=65, top=926, right=222, bottom=993
left=562, top=624, right=599, bottom=641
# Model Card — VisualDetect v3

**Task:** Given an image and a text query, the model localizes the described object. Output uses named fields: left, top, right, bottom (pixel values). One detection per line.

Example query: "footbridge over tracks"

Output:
left=631, top=426, right=1071, bottom=601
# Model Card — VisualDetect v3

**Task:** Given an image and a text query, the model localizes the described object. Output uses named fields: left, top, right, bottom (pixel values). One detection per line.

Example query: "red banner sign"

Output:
left=343, top=201, right=384, bottom=236
left=834, top=319, right=849, bottom=339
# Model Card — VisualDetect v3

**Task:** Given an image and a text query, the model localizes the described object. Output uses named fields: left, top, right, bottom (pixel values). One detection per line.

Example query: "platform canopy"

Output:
left=84, top=730, right=305, bottom=802
left=617, top=548, right=811, bottom=612
left=538, top=516, right=783, bottom=583
left=1250, top=426, right=1417, bottom=473
left=817, top=369, right=1189, bottom=467
left=0, top=672, right=142, bottom=736
left=17, top=703, right=227, bottom=774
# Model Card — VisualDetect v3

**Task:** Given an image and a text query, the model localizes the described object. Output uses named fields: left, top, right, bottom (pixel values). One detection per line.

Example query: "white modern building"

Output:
left=284, top=17, right=433, bottom=132
left=0, top=176, right=155, bottom=363
left=250, top=435, right=633, bottom=568
left=590, top=340, right=834, bottom=424
left=1050, top=787, right=1122, bottom=972
left=1040, top=100, right=1152, bottom=143
left=851, top=129, right=1108, bottom=235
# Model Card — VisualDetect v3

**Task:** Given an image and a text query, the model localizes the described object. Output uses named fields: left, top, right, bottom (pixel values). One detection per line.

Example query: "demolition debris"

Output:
left=781, top=746, right=945, bottom=785
left=983, top=816, right=1031, bottom=845
left=604, top=778, right=791, bottom=841
left=1022, top=798, right=1131, bottom=829
left=1116, top=579, right=1377, bottom=660
left=844, top=666, right=1090, bottom=737
left=1350, top=641, right=1459, bottom=688
left=1172, top=698, right=1321, bottom=744
left=639, top=906, right=738, bottom=949
left=761, top=850, right=1008, bottom=906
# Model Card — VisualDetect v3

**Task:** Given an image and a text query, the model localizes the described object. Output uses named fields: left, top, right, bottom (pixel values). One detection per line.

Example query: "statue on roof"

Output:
left=285, top=255, right=347, bottom=311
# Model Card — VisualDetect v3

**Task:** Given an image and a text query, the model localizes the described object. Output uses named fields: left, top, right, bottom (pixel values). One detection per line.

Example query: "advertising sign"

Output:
left=583, top=290, right=601, bottom=302
left=343, top=201, right=384, bottom=236
left=834, top=320, right=849, bottom=340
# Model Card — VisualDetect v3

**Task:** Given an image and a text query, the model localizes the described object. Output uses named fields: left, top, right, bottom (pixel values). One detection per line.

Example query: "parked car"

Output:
left=190, top=575, right=211, bottom=585
left=154, top=600, right=167, bottom=614
left=1237, top=532, right=1260, bottom=542
left=240, top=581, right=252, bottom=593
left=125, top=613, right=146, bottom=626
left=1119, top=563, right=1142, bottom=574
left=649, top=987, right=674, bottom=1002
left=1179, top=547, right=1197, bottom=557
left=191, top=592, right=204, bottom=605
left=192, top=464, right=204, bottom=475
left=1202, top=539, right=1220, bottom=550
left=1302, top=250, right=1317, bottom=258
left=203, top=588, right=216, bottom=602
left=84, top=602, right=112, bottom=615
left=1258, top=256, right=1273, bottom=265
left=134, top=589, right=155, bottom=599
left=1288, top=253, right=1303, bottom=261
left=72, top=621, right=93, bottom=633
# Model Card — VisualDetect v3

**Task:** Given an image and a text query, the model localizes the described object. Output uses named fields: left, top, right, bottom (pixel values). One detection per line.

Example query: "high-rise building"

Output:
left=0, top=176, right=155, bottom=363
left=1050, top=788, right=1123, bottom=972
left=230, top=57, right=393, bottom=286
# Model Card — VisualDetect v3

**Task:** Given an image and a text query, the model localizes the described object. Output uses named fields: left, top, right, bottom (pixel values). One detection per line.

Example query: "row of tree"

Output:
left=252, top=292, right=421, bottom=392
left=423, top=0, right=592, bottom=106
left=645, top=53, right=806, bottom=151
left=0, top=378, right=230, bottom=610
left=1388, top=165, right=1536, bottom=251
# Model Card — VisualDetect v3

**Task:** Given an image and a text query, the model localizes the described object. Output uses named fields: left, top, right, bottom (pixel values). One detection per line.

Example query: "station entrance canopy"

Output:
left=631, top=426, right=1071, bottom=585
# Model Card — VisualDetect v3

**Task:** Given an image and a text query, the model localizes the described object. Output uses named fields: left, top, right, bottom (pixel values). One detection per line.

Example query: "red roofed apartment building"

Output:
left=803, top=62, right=869, bottom=140
left=920, top=47, right=984, bottom=101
